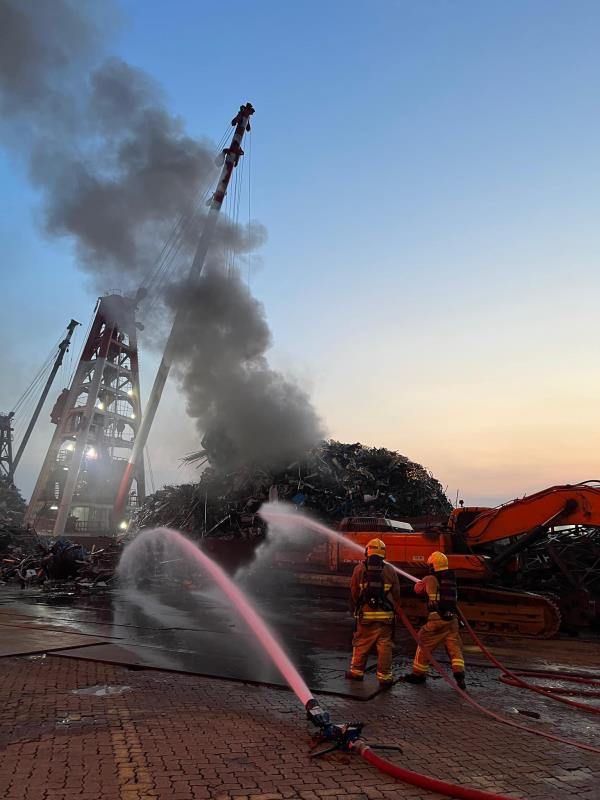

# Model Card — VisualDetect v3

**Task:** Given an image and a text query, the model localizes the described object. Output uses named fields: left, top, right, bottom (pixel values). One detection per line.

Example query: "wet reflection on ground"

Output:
left=0, top=573, right=382, bottom=692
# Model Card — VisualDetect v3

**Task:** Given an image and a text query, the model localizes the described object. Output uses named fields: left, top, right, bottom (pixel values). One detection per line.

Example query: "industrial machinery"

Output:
left=2, top=320, right=79, bottom=485
left=20, top=102, right=254, bottom=542
left=292, top=483, right=600, bottom=637
left=24, top=294, right=145, bottom=539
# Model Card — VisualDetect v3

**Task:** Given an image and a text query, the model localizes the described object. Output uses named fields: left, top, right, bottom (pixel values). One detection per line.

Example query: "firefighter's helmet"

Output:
left=365, top=538, right=386, bottom=559
left=427, top=551, right=449, bottom=572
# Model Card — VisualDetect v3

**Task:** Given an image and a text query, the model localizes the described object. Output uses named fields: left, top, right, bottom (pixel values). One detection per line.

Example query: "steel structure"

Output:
left=10, top=319, right=79, bottom=481
left=25, top=293, right=145, bottom=537
left=0, top=412, right=14, bottom=481
left=113, top=101, right=255, bottom=522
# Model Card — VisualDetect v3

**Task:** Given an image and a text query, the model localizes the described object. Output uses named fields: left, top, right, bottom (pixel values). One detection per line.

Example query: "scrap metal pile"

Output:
left=0, top=478, right=26, bottom=537
left=515, top=526, right=600, bottom=629
left=0, top=478, right=117, bottom=589
left=0, top=535, right=115, bottom=589
left=133, top=440, right=453, bottom=538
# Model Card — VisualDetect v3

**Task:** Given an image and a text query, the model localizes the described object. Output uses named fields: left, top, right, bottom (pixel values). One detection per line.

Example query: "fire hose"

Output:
left=305, top=699, right=519, bottom=800
left=301, top=609, right=600, bottom=800
left=386, top=561, right=600, bottom=748
left=396, top=607, right=600, bottom=755
left=259, top=511, right=600, bottom=792
left=302, top=567, right=600, bottom=800
left=459, top=613, right=600, bottom=712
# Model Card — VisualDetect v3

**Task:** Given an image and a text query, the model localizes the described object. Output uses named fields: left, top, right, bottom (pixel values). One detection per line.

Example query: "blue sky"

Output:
left=2, top=0, right=600, bottom=505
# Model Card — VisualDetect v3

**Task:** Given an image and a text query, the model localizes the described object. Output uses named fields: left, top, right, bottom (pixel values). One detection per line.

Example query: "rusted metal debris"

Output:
left=515, top=526, right=600, bottom=629
left=0, top=534, right=116, bottom=590
left=0, top=477, right=26, bottom=533
left=133, top=440, right=453, bottom=538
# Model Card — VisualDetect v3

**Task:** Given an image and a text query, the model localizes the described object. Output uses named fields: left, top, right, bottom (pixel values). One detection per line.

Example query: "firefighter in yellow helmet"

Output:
left=403, top=551, right=466, bottom=690
left=346, top=538, right=403, bottom=685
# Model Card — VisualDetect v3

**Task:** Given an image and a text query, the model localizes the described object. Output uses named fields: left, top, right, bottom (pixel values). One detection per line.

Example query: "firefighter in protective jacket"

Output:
left=346, top=538, right=403, bottom=685
left=403, top=551, right=466, bottom=690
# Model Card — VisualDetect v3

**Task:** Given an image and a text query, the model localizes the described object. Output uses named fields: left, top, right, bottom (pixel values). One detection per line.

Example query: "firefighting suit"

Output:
left=348, top=561, right=403, bottom=683
left=411, top=571, right=465, bottom=679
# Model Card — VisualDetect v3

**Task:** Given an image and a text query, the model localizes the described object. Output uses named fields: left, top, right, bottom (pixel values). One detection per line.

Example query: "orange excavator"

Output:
left=293, top=483, right=600, bottom=638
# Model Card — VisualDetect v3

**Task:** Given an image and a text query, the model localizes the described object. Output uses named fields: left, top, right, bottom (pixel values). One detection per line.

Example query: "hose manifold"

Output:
left=305, top=699, right=364, bottom=756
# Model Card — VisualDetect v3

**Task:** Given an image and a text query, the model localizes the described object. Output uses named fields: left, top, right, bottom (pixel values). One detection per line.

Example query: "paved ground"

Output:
left=0, top=649, right=599, bottom=800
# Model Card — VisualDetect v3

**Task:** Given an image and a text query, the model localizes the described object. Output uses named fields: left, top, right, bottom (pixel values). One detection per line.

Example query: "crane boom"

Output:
left=112, top=103, right=255, bottom=523
left=10, top=318, right=79, bottom=480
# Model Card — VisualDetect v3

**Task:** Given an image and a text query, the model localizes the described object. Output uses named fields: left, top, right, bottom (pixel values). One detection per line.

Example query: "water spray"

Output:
left=119, top=524, right=597, bottom=799
left=119, top=529, right=370, bottom=776
left=259, top=503, right=600, bottom=779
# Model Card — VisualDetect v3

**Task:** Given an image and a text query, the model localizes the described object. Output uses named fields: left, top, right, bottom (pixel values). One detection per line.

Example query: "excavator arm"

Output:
left=449, top=483, right=600, bottom=546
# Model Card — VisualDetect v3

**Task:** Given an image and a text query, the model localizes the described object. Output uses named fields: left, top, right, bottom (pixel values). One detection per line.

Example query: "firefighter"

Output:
left=403, top=551, right=466, bottom=690
left=346, top=538, right=403, bottom=685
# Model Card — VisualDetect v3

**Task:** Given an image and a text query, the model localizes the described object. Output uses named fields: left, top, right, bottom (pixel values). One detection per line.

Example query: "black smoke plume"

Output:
left=0, top=0, right=323, bottom=470
left=168, top=266, right=324, bottom=470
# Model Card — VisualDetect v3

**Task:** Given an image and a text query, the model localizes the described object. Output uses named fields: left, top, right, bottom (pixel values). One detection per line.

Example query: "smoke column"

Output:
left=0, top=0, right=323, bottom=471
left=168, top=267, right=323, bottom=469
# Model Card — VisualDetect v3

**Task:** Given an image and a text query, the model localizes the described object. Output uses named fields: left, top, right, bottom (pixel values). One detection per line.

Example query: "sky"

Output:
left=1, top=0, right=600, bottom=507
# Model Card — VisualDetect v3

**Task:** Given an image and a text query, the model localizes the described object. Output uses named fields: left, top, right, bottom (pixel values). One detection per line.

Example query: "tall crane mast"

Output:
left=25, top=294, right=144, bottom=538
left=10, top=319, right=79, bottom=481
left=1, top=319, right=79, bottom=485
left=112, top=102, right=255, bottom=524
left=0, top=413, right=14, bottom=482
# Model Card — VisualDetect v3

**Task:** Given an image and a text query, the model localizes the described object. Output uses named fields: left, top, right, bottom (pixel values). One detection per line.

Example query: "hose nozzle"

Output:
left=305, top=698, right=330, bottom=729
left=305, top=699, right=364, bottom=756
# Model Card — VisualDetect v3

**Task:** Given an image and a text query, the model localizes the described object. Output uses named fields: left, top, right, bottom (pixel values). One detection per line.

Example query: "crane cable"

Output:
left=10, top=334, right=66, bottom=448
left=11, top=335, right=63, bottom=413
left=140, top=125, right=234, bottom=305
left=247, top=129, right=252, bottom=287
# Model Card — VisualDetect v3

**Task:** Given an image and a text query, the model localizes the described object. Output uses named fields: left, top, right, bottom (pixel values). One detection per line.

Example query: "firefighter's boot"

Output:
left=454, top=671, right=467, bottom=691
left=403, top=672, right=426, bottom=685
left=345, top=671, right=364, bottom=682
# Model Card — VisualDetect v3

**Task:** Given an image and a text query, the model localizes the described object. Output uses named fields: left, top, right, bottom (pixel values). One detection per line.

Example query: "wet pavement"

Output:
left=0, top=573, right=599, bottom=799
left=0, top=573, right=598, bottom=692
left=0, top=647, right=599, bottom=800
left=0, top=579, right=384, bottom=698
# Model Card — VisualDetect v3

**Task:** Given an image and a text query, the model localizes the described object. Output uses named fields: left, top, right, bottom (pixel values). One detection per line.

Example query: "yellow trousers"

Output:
left=413, top=616, right=465, bottom=674
left=349, top=621, right=393, bottom=681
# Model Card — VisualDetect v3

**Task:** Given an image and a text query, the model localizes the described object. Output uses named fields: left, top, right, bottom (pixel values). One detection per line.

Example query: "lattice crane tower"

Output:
left=24, top=292, right=145, bottom=538
left=0, top=412, right=14, bottom=481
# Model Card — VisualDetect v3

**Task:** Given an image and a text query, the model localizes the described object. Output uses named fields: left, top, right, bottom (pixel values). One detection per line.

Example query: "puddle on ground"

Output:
left=71, top=684, right=131, bottom=696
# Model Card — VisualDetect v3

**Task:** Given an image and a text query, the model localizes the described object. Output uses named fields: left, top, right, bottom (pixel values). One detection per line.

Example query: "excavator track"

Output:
left=295, top=573, right=562, bottom=638
left=459, top=586, right=561, bottom=638
left=404, top=585, right=561, bottom=638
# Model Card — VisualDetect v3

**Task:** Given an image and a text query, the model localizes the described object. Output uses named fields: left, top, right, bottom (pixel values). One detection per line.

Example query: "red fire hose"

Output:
left=459, top=613, right=600, bottom=713
left=396, top=608, right=600, bottom=755
left=498, top=670, right=600, bottom=697
left=352, top=740, right=517, bottom=800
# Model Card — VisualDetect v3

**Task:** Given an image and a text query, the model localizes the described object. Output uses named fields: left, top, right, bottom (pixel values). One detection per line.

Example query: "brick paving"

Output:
left=0, top=655, right=598, bottom=800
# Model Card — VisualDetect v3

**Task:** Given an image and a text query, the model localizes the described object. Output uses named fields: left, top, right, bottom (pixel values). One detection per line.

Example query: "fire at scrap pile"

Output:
left=132, top=440, right=453, bottom=538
